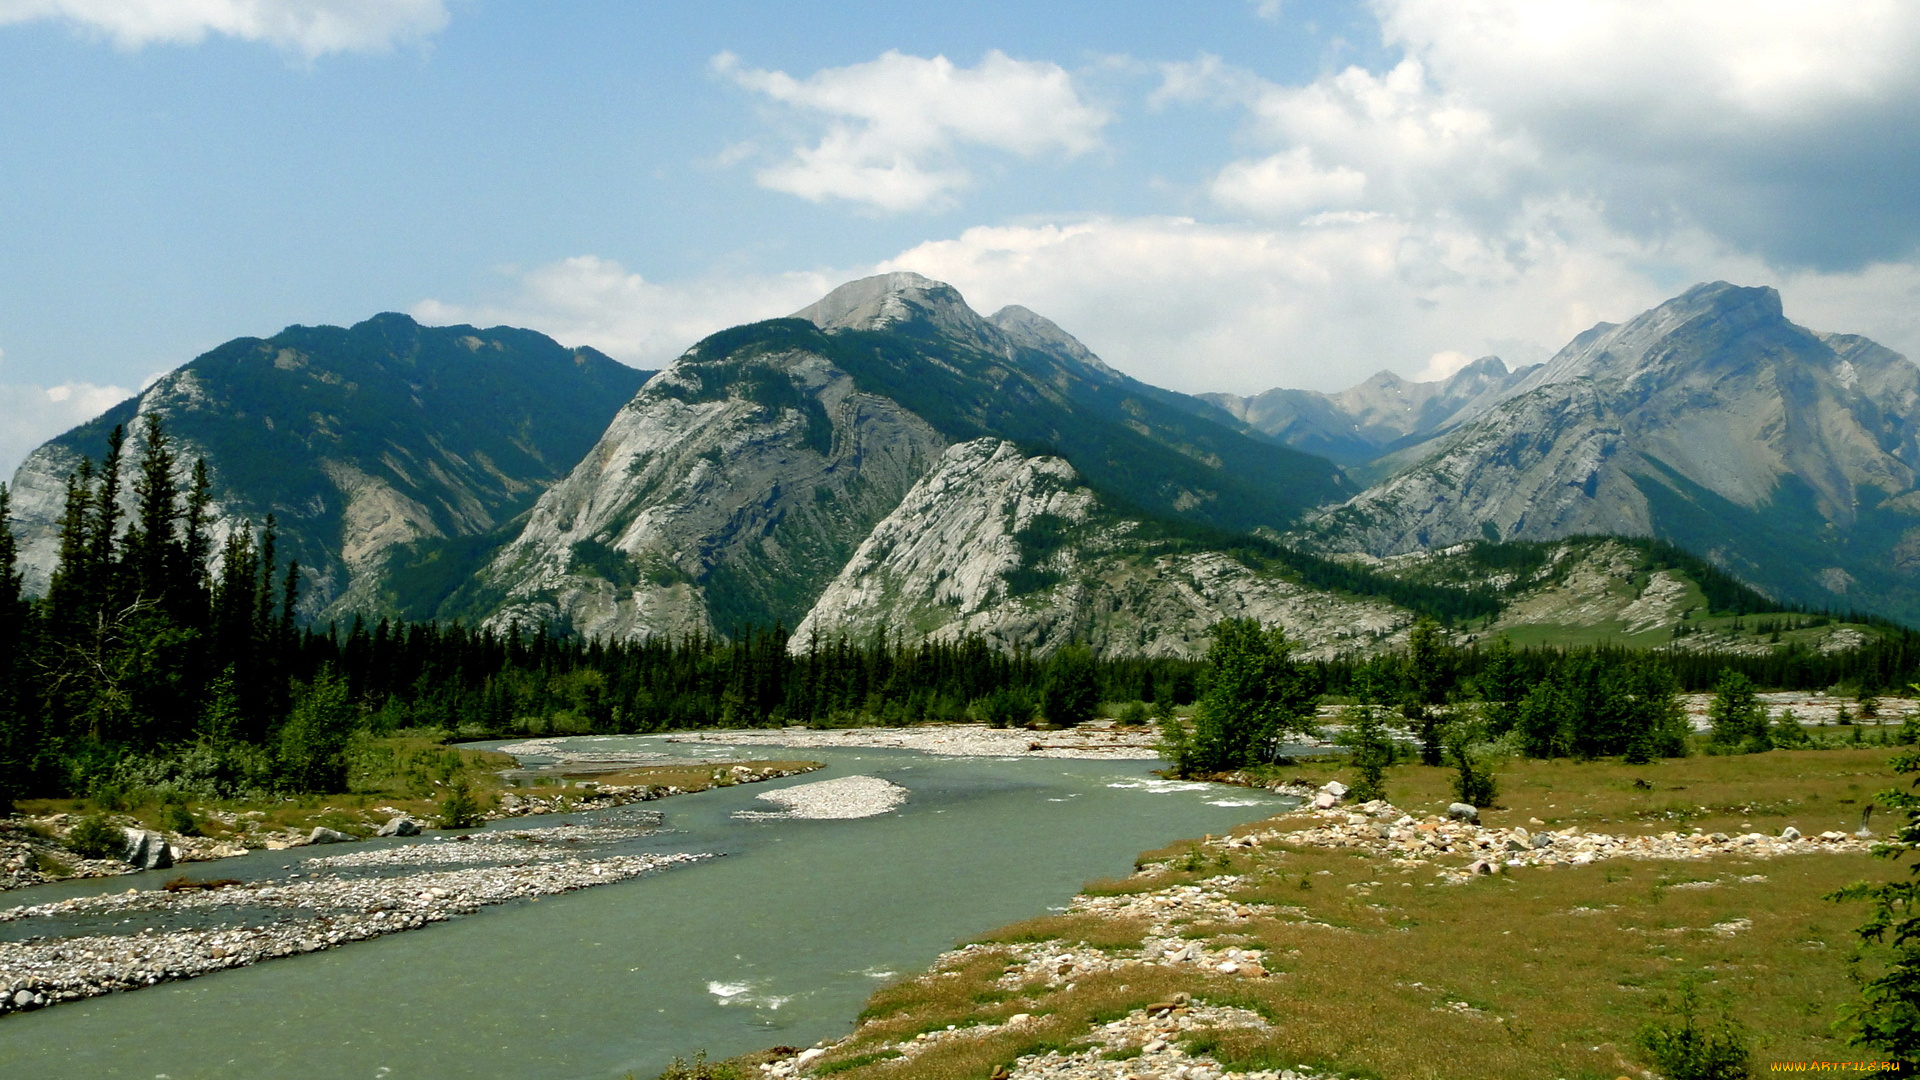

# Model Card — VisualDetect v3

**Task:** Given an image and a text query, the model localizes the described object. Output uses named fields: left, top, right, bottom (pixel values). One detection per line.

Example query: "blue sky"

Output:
left=5, top=0, right=1920, bottom=475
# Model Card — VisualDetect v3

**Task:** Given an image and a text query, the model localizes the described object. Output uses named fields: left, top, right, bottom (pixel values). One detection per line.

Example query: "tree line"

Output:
left=6, top=420, right=1919, bottom=815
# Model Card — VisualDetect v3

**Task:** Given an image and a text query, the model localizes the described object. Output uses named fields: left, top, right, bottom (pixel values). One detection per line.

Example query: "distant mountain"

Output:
left=1301, top=282, right=1920, bottom=623
left=465, top=272, right=1351, bottom=640
left=1201, top=356, right=1538, bottom=467
left=7, top=314, right=649, bottom=620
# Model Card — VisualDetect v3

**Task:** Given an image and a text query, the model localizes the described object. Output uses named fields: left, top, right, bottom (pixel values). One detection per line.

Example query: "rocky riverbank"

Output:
left=0, top=760, right=819, bottom=894
left=0, top=810, right=713, bottom=1018
left=773, top=777, right=1875, bottom=1079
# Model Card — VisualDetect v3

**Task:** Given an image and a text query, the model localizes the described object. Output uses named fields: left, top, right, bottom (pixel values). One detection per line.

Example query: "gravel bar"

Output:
left=733, top=776, right=908, bottom=820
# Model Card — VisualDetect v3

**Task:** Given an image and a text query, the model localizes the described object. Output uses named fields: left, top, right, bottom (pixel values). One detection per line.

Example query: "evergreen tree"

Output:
left=1335, top=703, right=1393, bottom=802
left=1708, top=669, right=1769, bottom=754
left=1177, top=618, right=1315, bottom=774
left=1829, top=744, right=1920, bottom=1061
left=1403, top=617, right=1453, bottom=766
left=1041, top=645, right=1100, bottom=727
left=0, top=484, right=30, bottom=811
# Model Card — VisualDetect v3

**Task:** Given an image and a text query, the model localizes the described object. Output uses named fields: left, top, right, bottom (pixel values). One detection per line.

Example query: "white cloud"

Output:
left=715, top=49, right=1108, bottom=212
left=1209, top=146, right=1366, bottom=218
left=411, top=256, right=844, bottom=368
left=0, top=381, right=133, bottom=481
left=0, top=0, right=450, bottom=57
left=1180, top=2, right=1920, bottom=266
left=877, top=206, right=1920, bottom=396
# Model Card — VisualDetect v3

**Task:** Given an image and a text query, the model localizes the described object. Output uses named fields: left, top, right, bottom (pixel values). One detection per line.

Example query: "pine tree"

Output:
left=1708, top=670, right=1769, bottom=754
left=0, top=484, right=31, bottom=810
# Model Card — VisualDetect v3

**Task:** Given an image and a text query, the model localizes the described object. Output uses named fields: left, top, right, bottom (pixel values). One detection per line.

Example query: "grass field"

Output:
left=765, top=747, right=1912, bottom=1080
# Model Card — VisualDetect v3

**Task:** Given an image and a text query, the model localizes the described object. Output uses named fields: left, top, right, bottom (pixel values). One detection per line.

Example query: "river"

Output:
left=0, top=737, right=1296, bottom=1080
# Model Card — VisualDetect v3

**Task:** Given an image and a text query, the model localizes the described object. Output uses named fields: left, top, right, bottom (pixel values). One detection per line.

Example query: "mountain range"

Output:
left=8, top=273, right=1918, bottom=653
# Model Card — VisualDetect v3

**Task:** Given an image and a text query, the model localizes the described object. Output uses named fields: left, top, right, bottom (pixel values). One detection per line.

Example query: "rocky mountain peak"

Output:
left=1520, top=281, right=1790, bottom=391
left=791, top=271, right=994, bottom=344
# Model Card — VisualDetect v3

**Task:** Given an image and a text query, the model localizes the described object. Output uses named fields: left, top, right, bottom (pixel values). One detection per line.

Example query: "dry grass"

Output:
left=805, top=747, right=1909, bottom=1080
left=1249, top=747, right=1895, bottom=838
left=971, top=913, right=1152, bottom=952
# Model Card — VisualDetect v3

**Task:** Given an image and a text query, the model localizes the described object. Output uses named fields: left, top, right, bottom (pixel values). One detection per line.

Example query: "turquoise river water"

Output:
left=0, top=737, right=1296, bottom=1080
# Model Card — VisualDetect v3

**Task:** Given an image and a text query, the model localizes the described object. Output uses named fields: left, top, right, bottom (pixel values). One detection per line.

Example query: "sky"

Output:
left=5, top=0, right=1920, bottom=477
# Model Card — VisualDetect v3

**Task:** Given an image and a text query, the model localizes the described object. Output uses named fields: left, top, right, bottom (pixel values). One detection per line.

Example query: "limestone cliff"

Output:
left=473, top=272, right=1350, bottom=641
left=794, top=439, right=1412, bottom=660
left=1303, top=283, right=1920, bottom=621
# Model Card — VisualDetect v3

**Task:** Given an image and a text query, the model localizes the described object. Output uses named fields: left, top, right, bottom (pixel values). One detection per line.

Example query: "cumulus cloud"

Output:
left=715, top=49, right=1108, bottom=212
left=0, top=0, right=450, bottom=57
left=877, top=207, right=1920, bottom=396
left=411, top=256, right=844, bottom=368
left=1179, top=1, right=1920, bottom=267
left=0, top=381, right=133, bottom=481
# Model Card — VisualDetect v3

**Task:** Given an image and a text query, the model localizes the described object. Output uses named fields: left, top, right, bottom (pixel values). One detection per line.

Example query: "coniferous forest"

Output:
left=6, top=420, right=1920, bottom=815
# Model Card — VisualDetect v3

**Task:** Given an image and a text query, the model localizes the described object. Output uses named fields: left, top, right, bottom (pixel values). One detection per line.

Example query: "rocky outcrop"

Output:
left=476, top=273, right=1348, bottom=642
left=795, top=439, right=1411, bottom=659
left=1303, top=283, right=1920, bottom=621
left=473, top=349, right=946, bottom=640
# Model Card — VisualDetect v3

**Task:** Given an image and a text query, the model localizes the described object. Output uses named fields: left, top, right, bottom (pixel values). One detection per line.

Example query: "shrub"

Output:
left=65, top=814, right=126, bottom=861
left=977, top=687, right=1034, bottom=729
left=1116, top=700, right=1150, bottom=726
left=159, top=795, right=201, bottom=836
left=438, top=778, right=487, bottom=829
left=1335, top=704, right=1393, bottom=803
left=653, top=1050, right=743, bottom=1080
left=1635, top=981, right=1752, bottom=1080
left=1447, top=731, right=1500, bottom=809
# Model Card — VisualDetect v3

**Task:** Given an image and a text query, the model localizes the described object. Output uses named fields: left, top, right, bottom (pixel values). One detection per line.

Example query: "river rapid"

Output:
left=0, top=737, right=1295, bottom=1080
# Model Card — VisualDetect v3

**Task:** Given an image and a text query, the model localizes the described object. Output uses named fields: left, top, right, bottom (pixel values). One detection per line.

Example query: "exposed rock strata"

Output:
left=795, top=439, right=1411, bottom=659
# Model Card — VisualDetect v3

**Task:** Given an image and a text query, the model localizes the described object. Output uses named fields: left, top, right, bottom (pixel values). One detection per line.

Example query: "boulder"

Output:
left=307, top=827, right=352, bottom=845
left=1781, top=826, right=1802, bottom=840
left=1321, top=780, right=1349, bottom=798
left=1311, top=792, right=1340, bottom=810
left=120, top=828, right=174, bottom=870
left=375, top=816, right=421, bottom=837
left=1467, top=859, right=1495, bottom=875
left=1446, top=803, right=1480, bottom=823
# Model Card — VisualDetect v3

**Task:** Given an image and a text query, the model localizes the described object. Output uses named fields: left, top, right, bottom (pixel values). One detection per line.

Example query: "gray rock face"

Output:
left=375, top=817, right=421, bottom=837
left=795, top=439, right=1412, bottom=659
left=1303, top=282, right=1920, bottom=620
left=1447, top=803, right=1480, bottom=823
left=477, top=345, right=946, bottom=640
left=307, top=827, right=352, bottom=845
left=119, top=829, right=174, bottom=870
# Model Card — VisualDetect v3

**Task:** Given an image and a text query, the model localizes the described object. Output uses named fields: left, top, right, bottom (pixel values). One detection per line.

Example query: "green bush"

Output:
left=1336, top=704, right=1394, bottom=803
left=159, top=795, right=201, bottom=836
left=65, top=814, right=126, bottom=861
left=653, top=1050, right=744, bottom=1080
left=437, top=778, right=487, bottom=829
left=1635, top=982, right=1752, bottom=1080
left=976, top=687, right=1034, bottom=729
left=1116, top=700, right=1150, bottom=726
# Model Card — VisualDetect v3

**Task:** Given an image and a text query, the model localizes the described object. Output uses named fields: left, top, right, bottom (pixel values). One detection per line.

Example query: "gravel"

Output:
left=669, top=722, right=1164, bottom=760
left=0, top=807, right=715, bottom=1018
left=734, top=776, right=909, bottom=820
